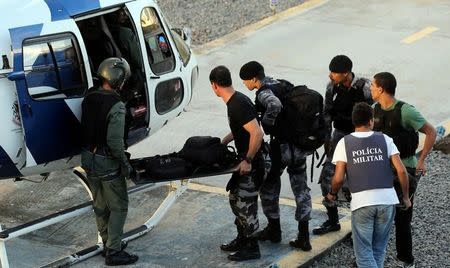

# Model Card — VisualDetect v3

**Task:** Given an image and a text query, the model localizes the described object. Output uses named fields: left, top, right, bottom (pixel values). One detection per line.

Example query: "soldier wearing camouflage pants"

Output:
left=209, top=65, right=264, bottom=261
left=239, top=61, right=312, bottom=251
left=314, top=55, right=372, bottom=236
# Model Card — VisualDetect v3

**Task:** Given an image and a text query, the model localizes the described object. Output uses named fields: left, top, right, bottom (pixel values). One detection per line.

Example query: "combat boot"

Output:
left=227, top=237, right=261, bottom=261
left=220, top=227, right=244, bottom=252
left=255, top=218, right=282, bottom=243
left=313, top=206, right=341, bottom=235
left=102, top=240, right=128, bottom=257
left=289, top=221, right=312, bottom=251
left=105, top=249, right=138, bottom=266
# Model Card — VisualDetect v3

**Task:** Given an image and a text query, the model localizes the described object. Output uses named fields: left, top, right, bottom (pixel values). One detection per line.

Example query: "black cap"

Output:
left=329, top=55, right=352, bottom=73
left=239, top=61, right=265, bottom=80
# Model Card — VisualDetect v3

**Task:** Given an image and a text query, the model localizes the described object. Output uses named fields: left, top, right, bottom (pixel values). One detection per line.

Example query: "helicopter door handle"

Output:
left=150, top=76, right=160, bottom=79
left=23, top=104, right=33, bottom=117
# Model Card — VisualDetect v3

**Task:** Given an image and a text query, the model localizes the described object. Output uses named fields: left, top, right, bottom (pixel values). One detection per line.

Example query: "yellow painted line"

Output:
left=188, top=183, right=325, bottom=210
left=193, top=0, right=329, bottom=55
left=401, top=26, right=439, bottom=44
left=273, top=216, right=352, bottom=268
left=279, top=196, right=325, bottom=211
left=312, top=195, right=325, bottom=205
left=188, top=182, right=228, bottom=196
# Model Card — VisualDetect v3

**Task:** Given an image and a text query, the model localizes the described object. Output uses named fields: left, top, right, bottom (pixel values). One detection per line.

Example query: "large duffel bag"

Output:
left=178, top=136, right=238, bottom=167
left=130, top=153, right=238, bottom=184
left=131, top=154, right=193, bottom=181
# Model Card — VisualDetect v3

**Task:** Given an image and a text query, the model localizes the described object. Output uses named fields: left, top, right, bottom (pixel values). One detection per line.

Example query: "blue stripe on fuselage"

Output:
left=44, top=0, right=101, bottom=21
left=0, top=146, right=21, bottom=179
left=9, top=24, right=82, bottom=165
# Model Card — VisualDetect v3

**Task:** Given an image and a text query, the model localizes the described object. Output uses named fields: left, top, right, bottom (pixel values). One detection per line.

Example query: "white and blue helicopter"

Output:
left=0, top=0, right=200, bottom=266
left=0, top=0, right=199, bottom=180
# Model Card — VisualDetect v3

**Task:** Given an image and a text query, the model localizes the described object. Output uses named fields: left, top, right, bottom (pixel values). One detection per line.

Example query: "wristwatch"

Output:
left=244, top=156, right=253, bottom=164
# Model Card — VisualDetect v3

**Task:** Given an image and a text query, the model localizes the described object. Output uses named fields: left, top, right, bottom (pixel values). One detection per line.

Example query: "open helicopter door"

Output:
left=8, top=20, right=90, bottom=166
left=125, top=1, right=191, bottom=135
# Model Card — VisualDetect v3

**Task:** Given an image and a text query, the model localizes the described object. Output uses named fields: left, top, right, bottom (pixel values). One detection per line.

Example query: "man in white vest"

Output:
left=327, top=102, right=411, bottom=267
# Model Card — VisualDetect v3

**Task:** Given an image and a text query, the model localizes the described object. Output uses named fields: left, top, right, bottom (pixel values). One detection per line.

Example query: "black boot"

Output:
left=220, top=226, right=244, bottom=252
left=255, top=218, right=282, bottom=243
left=105, top=249, right=138, bottom=266
left=102, top=240, right=128, bottom=257
left=227, top=237, right=261, bottom=261
left=313, top=207, right=341, bottom=235
left=289, top=221, right=312, bottom=251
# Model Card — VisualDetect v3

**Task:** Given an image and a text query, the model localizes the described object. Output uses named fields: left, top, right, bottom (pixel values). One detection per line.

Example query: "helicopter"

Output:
left=0, top=1, right=201, bottom=266
left=0, top=0, right=199, bottom=181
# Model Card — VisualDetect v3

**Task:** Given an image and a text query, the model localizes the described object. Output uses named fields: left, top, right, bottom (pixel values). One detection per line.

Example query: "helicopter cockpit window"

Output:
left=23, top=33, right=86, bottom=100
left=169, top=28, right=191, bottom=66
left=140, top=7, right=175, bottom=75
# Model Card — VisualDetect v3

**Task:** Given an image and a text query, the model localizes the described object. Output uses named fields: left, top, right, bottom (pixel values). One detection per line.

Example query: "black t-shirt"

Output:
left=226, top=91, right=258, bottom=155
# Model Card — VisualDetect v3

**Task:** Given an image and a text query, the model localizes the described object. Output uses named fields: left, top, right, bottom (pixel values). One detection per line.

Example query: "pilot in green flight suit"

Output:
left=80, top=57, right=138, bottom=266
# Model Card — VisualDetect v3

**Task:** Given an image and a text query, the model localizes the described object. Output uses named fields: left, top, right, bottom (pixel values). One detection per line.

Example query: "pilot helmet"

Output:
left=97, top=57, right=131, bottom=90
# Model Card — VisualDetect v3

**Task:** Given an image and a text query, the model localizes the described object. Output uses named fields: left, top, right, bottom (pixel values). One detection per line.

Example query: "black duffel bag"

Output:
left=132, top=154, right=193, bottom=181
left=178, top=136, right=238, bottom=167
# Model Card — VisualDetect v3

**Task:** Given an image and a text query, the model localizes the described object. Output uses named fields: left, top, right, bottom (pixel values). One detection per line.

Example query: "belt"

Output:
left=85, top=146, right=111, bottom=157
left=88, top=170, right=121, bottom=181
left=98, top=170, right=121, bottom=181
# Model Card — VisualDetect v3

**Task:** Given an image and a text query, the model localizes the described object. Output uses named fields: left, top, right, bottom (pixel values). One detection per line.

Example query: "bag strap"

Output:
left=226, top=145, right=236, bottom=154
left=309, top=150, right=317, bottom=183
left=316, top=151, right=326, bottom=168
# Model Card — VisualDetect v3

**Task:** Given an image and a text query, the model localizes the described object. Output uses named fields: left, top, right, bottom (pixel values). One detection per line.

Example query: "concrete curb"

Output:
left=192, top=0, right=330, bottom=56
left=271, top=219, right=351, bottom=268
left=268, top=199, right=351, bottom=268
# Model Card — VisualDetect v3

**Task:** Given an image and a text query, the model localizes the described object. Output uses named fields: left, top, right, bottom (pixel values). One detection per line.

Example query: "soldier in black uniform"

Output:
left=209, top=65, right=264, bottom=261
left=81, top=57, right=138, bottom=266
left=239, top=61, right=313, bottom=251
left=314, top=55, right=373, bottom=235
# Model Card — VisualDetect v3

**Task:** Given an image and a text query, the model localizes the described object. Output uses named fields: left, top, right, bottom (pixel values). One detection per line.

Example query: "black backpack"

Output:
left=271, top=80, right=328, bottom=151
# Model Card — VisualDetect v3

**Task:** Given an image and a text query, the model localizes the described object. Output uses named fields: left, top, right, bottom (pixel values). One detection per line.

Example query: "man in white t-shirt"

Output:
left=326, top=102, right=411, bottom=268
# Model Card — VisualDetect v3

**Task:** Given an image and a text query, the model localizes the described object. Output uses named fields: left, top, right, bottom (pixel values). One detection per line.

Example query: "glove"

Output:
left=121, top=161, right=134, bottom=179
